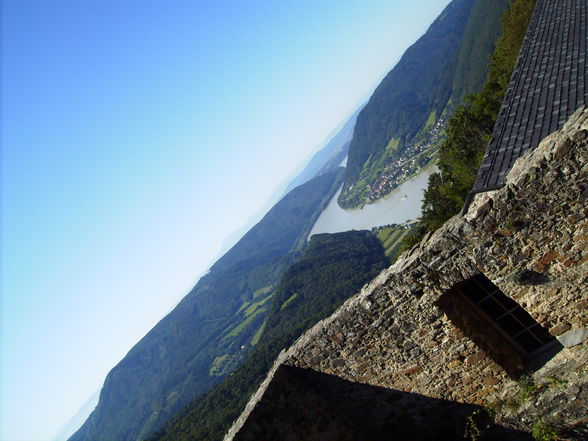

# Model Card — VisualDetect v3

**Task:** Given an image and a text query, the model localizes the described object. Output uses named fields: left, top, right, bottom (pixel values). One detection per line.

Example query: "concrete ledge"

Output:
left=557, top=329, right=588, bottom=349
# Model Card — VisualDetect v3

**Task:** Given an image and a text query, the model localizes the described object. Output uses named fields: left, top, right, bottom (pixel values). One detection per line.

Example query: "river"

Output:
left=309, top=164, right=437, bottom=236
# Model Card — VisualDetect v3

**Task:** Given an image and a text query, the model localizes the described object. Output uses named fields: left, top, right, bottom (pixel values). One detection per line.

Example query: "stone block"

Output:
left=539, top=250, right=560, bottom=265
left=549, top=323, right=571, bottom=336
left=402, top=365, right=423, bottom=376
left=447, top=359, right=462, bottom=369
left=483, top=376, right=501, bottom=386
left=465, top=351, right=486, bottom=365
left=557, top=328, right=588, bottom=348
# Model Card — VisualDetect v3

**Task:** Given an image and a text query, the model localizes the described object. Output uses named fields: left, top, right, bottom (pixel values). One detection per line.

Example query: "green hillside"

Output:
left=417, top=0, right=537, bottom=235
left=67, top=1, right=534, bottom=440
left=339, top=0, right=510, bottom=208
left=148, top=230, right=389, bottom=441
left=374, top=223, right=417, bottom=261
left=68, top=170, right=344, bottom=441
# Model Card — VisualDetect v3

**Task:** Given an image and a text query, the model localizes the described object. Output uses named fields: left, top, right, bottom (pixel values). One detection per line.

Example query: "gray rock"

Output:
left=557, top=328, right=588, bottom=348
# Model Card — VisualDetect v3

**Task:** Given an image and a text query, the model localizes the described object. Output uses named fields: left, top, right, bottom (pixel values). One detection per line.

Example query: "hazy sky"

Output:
left=1, top=1, right=450, bottom=440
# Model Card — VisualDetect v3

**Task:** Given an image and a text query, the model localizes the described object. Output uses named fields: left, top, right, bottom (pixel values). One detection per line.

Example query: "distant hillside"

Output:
left=148, top=230, right=389, bottom=441
left=283, top=106, right=361, bottom=195
left=210, top=107, right=361, bottom=266
left=69, top=170, right=343, bottom=441
left=339, top=0, right=510, bottom=208
left=52, top=390, right=100, bottom=441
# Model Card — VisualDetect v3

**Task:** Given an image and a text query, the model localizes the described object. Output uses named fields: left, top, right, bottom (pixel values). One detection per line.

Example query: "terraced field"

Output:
left=375, top=224, right=416, bottom=260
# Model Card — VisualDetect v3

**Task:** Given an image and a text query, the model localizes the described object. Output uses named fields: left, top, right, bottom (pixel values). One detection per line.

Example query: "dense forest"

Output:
left=147, top=231, right=389, bottom=441
left=69, top=170, right=344, bottom=441
left=404, top=0, right=537, bottom=248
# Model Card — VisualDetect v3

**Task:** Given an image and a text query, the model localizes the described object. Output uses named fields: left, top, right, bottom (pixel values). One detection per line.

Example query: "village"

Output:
left=366, top=115, right=446, bottom=203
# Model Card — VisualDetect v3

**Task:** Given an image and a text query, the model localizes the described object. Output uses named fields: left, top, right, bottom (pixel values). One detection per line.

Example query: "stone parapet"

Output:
left=225, top=106, right=588, bottom=440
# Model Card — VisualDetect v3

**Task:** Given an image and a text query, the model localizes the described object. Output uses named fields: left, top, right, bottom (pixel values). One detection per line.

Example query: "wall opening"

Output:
left=437, top=273, right=561, bottom=377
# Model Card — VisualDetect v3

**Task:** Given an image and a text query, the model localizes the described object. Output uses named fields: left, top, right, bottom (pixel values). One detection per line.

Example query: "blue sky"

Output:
left=0, top=1, right=450, bottom=440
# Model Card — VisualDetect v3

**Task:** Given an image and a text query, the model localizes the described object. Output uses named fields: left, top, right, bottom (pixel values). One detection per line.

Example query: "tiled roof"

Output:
left=472, top=0, right=587, bottom=193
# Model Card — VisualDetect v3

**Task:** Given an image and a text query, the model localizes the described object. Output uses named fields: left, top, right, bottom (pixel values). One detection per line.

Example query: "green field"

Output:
left=280, top=293, right=298, bottom=311
left=375, top=225, right=417, bottom=260
left=250, top=321, right=266, bottom=346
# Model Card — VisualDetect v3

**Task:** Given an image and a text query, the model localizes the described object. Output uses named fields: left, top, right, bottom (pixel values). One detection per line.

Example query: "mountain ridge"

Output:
left=147, top=230, right=390, bottom=441
left=68, top=170, right=344, bottom=441
left=283, top=106, right=362, bottom=195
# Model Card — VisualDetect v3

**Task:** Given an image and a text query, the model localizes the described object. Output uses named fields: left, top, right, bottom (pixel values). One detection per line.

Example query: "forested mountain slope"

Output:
left=69, top=170, right=343, bottom=441
left=339, top=0, right=510, bottom=208
left=68, top=1, right=526, bottom=439
left=148, top=230, right=389, bottom=441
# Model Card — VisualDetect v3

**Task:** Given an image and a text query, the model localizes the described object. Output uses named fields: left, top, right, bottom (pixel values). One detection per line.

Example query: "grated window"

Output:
left=456, top=274, right=555, bottom=355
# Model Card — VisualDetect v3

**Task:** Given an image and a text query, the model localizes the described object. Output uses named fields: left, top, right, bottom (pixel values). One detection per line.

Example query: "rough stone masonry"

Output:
left=225, top=107, right=588, bottom=441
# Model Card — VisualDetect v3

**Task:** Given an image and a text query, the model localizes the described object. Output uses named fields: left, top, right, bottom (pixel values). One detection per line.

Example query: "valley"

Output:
left=62, top=0, right=578, bottom=440
left=309, top=162, right=437, bottom=236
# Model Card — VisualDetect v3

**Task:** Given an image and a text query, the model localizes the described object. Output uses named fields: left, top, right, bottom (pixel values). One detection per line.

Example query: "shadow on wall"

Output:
left=234, top=365, right=533, bottom=441
left=437, top=273, right=563, bottom=378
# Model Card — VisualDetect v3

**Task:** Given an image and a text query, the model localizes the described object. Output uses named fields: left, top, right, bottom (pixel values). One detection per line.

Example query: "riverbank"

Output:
left=309, top=163, right=437, bottom=237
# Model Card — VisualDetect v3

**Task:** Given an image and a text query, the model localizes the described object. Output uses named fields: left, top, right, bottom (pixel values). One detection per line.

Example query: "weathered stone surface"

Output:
left=550, top=323, right=572, bottom=336
left=231, top=365, right=511, bottom=441
left=225, top=107, right=588, bottom=440
left=558, top=329, right=588, bottom=349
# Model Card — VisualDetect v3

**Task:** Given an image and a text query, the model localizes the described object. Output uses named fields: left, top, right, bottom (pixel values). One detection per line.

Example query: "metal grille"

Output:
left=457, top=274, right=555, bottom=355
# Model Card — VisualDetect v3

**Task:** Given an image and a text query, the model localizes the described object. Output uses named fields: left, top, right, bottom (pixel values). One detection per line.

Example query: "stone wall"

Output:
left=225, top=107, right=588, bottom=440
